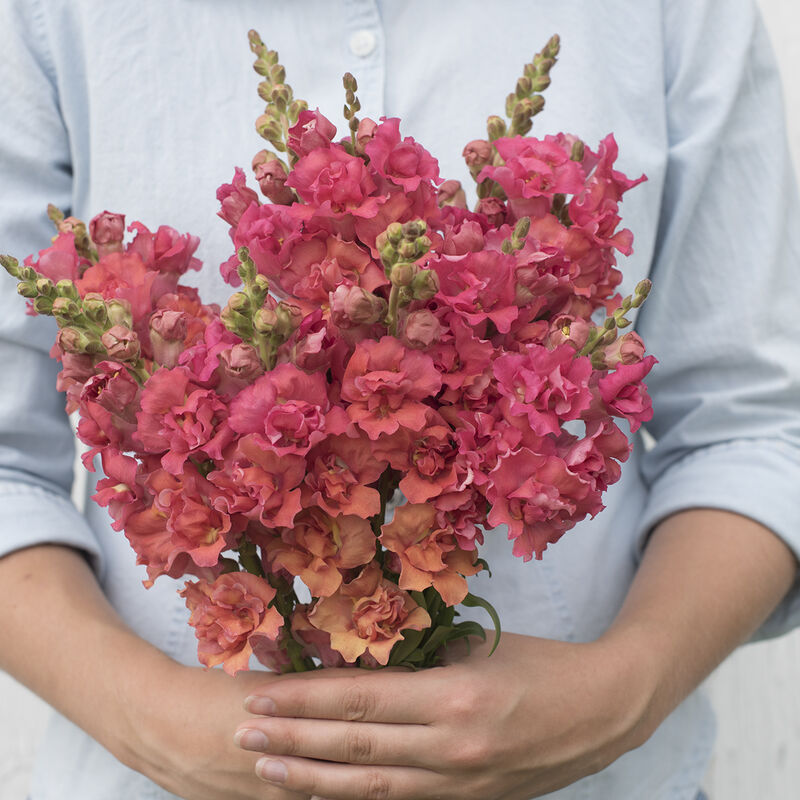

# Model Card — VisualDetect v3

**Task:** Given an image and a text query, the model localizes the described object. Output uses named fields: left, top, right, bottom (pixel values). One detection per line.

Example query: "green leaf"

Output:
left=475, top=558, right=492, bottom=578
left=387, top=628, right=425, bottom=666
left=461, top=592, right=502, bottom=656
left=451, top=620, right=487, bottom=642
left=420, top=624, right=454, bottom=656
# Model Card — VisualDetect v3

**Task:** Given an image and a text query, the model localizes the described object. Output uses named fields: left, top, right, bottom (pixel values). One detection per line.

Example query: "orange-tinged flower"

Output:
left=380, top=503, right=481, bottom=606
left=181, top=572, right=283, bottom=675
left=307, top=563, right=430, bottom=665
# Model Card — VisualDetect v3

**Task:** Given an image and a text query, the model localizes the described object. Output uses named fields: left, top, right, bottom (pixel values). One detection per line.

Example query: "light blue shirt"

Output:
left=2, top=1, right=800, bottom=798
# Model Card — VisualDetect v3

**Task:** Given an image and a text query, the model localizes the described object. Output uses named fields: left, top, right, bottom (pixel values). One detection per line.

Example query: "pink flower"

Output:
left=364, top=117, right=440, bottom=191
left=601, top=331, right=646, bottom=368
left=266, top=509, right=376, bottom=598
left=181, top=573, right=284, bottom=675
left=125, top=221, right=202, bottom=276
left=397, top=418, right=460, bottom=503
left=228, top=363, right=347, bottom=455
left=92, top=449, right=143, bottom=532
left=135, top=367, right=234, bottom=474
left=24, top=232, right=85, bottom=283
left=598, top=355, right=657, bottom=432
left=401, top=309, right=441, bottom=349
left=479, top=135, right=585, bottom=201
left=560, top=420, right=630, bottom=495
left=90, top=211, right=125, bottom=257
left=287, top=108, right=337, bottom=157
left=217, top=167, right=260, bottom=227
left=432, top=249, right=519, bottom=333
left=487, top=449, right=592, bottom=560
left=380, top=503, right=481, bottom=606
left=252, top=151, right=294, bottom=205
left=341, top=337, right=442, bottom=440
left=100, top=325, right=140, bottom=362
left=305, top=562, right=430, bottom=664
left=493, top=344, right=593, bottom=436
left=286, top=143, right=381, bottom=218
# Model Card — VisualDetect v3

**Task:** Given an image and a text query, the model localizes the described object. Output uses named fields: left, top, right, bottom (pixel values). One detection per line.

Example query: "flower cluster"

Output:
left=2, top=32, right=655, bottom=674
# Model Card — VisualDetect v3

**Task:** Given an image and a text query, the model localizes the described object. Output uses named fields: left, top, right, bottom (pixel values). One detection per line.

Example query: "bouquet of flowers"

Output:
left=1, top=32, right=654, bottom=674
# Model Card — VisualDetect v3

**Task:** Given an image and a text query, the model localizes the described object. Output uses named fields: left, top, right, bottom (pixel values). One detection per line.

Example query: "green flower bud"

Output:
left=397, top=241, right=417, bottom=261
left=571, top=140, right=585, bottom=162
left=380, top=243, right=398, bottom=269
left=253, top=307, right=278, bottom=334
left=51, top=296, right=80, bottom=319
left=343, top=72, right=358, bottom=93
left=17, top=282, right=38, bottom=299
left=274, top=302, right=302, bottom=337
left=106, top=298, right=133, bottom=327
left=83, top=294, right=108, bottom=324
left=0, top=254, right=20, bottom=278
left=390, top=262, right=416, bottom=288
left=56, top=327, right=91, bottom=354
left=33, top=296, right=54, bottom=314
left=20, top=266, right=37, bottom=282
left=414, top=236, right=432, bottom=256
left=515, top=76, right=532, bottom=99
left=411, top=269, right=439, bottom=301
left=254, top=274, right=270, bottom=294
left=386, top=222, right=404, bottom=245
left=35, top=277, right=56, bottom=297
left=402, top=220, right=427, bottom=238
left=486, top=115, right=507, bottom=141
left=55, top=279, right=80, bottom=300
left=530, top=74, right=551, bottom=92
left=269, top=64, right=286, bottom=85
left=228, top=292, right=250, bottom=313
left=513, top=216, right=531, bottom=241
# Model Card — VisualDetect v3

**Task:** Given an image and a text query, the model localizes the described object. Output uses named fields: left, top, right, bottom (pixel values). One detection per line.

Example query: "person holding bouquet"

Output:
left=1, top=1, right=799, bottom=799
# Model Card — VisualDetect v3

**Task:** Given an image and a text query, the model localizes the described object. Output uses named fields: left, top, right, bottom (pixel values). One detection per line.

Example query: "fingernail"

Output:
left=244, top=695, right=277, bottom=715
left=234, top=728, right=269, bottom=751
left=256, top=757, right=288, bottom=783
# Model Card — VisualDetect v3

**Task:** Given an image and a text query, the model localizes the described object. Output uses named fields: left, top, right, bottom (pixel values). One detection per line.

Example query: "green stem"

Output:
left=386, top=285, right=400, bottom=337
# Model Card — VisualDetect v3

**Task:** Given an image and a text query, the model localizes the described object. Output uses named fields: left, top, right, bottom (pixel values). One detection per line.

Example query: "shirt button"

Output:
left=349, top=29, right=377, bottom=58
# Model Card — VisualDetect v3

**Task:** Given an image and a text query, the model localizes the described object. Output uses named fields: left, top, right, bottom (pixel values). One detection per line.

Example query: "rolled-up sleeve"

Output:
left=0, top=0, right=103, bottom=573
left=635, top=0, right=800, bottom=639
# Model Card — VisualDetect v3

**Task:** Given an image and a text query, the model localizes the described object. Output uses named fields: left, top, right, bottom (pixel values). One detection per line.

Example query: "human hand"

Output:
left=232, top=632, right=659, bottom=800
left=125, top=660, right=313, bottom=800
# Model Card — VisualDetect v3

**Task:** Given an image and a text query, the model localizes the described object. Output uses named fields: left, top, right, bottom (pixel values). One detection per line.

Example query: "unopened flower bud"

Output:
left=274, top=302, right=302, bottom=337
left=390, top=262, right=416, bottom=287
left=51, top=296, right=80, bottom=319
left=252, top=151, right=293, bottom=204
left=228, top=292, right=250, bottom=313
left=513, top=216, right=531, bottom=242
left=218, top=343, right=264, bottom=382
left=237, top=250, right=257, bottom=285
left=402, top=220, right=427, bottom=239
left=415, top=236, right=432, bottom=256
left=486, top=115, right=507, bottom=141
left=0, top=254, right=20, bottom=278
left=33, top=296, right=54, bottom=314
left=253, top=306, right=278, bottom=334
left=603, top=331, right=646, bottom=369
left=379, top=242, right=398, bottom=269
left=89, top=211, right=125, bottom=257
left=462, top=139, right=493, bottom=169
left=55, top=279, right=80, bottom=300
left=437, top=180, right=467, bottom=209
left=402, top=309, right=441, bottom=349
left=56, top=327, right=91, bottom=354
left=149, top=310, right=187, bottom=368
left=355, top=118, right=377, bottom=153
left=17, top=281, right=37, bottom=298
left=82, top=294, right=108, bottom=324
left=34, top=277, right=55, bottom=296
left=101, top=325, right=140, bottom=362
left=515, top=76, right=532, bottom=99
left=386, top=222, right=404, bottom=245
left=330, top=285, right=387, bottom=327
left=411, top=269, right=440, bottom=301
left=255, top=113, right=283, bottom=142
left=397, top=241, right=417, bottom=262
left=105, top=299, right=133, bottom=328
left=343, top=72, right=358, bottom=93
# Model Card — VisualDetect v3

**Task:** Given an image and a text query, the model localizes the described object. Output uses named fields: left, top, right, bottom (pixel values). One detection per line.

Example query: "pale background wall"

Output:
left=2, top=1, right=800, bottom=798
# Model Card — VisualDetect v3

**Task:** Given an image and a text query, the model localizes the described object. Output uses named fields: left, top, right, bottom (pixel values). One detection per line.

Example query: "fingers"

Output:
left=254, top=755, right=447, bottom=800
left=235, top=717, right=434, bottom=768
left=245, top=671, right=445, bottom=724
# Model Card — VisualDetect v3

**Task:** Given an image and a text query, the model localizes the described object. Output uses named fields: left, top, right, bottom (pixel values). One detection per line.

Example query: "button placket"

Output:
left=343, top=0, right=384, bottom=120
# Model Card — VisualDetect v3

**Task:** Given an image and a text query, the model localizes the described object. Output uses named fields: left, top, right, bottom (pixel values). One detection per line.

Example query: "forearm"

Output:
left=603, top=508, right=798, bottom=740
left=0, top=544, right=174, bottom=769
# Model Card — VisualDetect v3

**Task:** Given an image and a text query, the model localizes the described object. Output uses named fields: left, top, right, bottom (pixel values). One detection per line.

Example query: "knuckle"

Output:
left=277, top=724, right=300, bottom=756
left=449, top=737, right=491, bottom=771
left=342, top=725, right=375, bottom=763
left=341, top=682, right=374, bottom=722
left=361, top=770, right=391, bottom=800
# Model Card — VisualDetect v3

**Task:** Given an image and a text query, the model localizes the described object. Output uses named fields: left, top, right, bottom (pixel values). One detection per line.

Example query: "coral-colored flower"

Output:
left=266, top=508, right=376, bottom=598
left=126, top=221, right=202, bottom=276
left=181, top=573, right=284, bottom=675
left=136, top=367, right=234, bottom=473
left=364, top=117, right=440, bottom=191
left=487, top=448, right=593, bottom=560
left=479, top=135, right=585, bottom=201
left=288, top=108, right=337, bottom=157
left=286, top=143, right=381, bottom=218
left=217, top=167, right=260, bottom=227
left=306, top=562, right=430, bottom=664
left=302, top=433, right=385, bottom=518
left=380, top=503, right=481, bottom=606
left=229, top=363, right=346, bottom=455
left=341, top=337, right=442, bottom=440
left=208, top=435, right=306, bottom=528
left=24, top=232, right=86, bottom=283
left=397, top=418, right=460, bottom=503
left=494, top=344, right=593, bottom=436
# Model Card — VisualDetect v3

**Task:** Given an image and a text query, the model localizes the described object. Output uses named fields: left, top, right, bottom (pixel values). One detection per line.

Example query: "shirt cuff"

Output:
left=0, top=481, right=105, bottom=579
left=636, top=438, right=800, bottom=641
